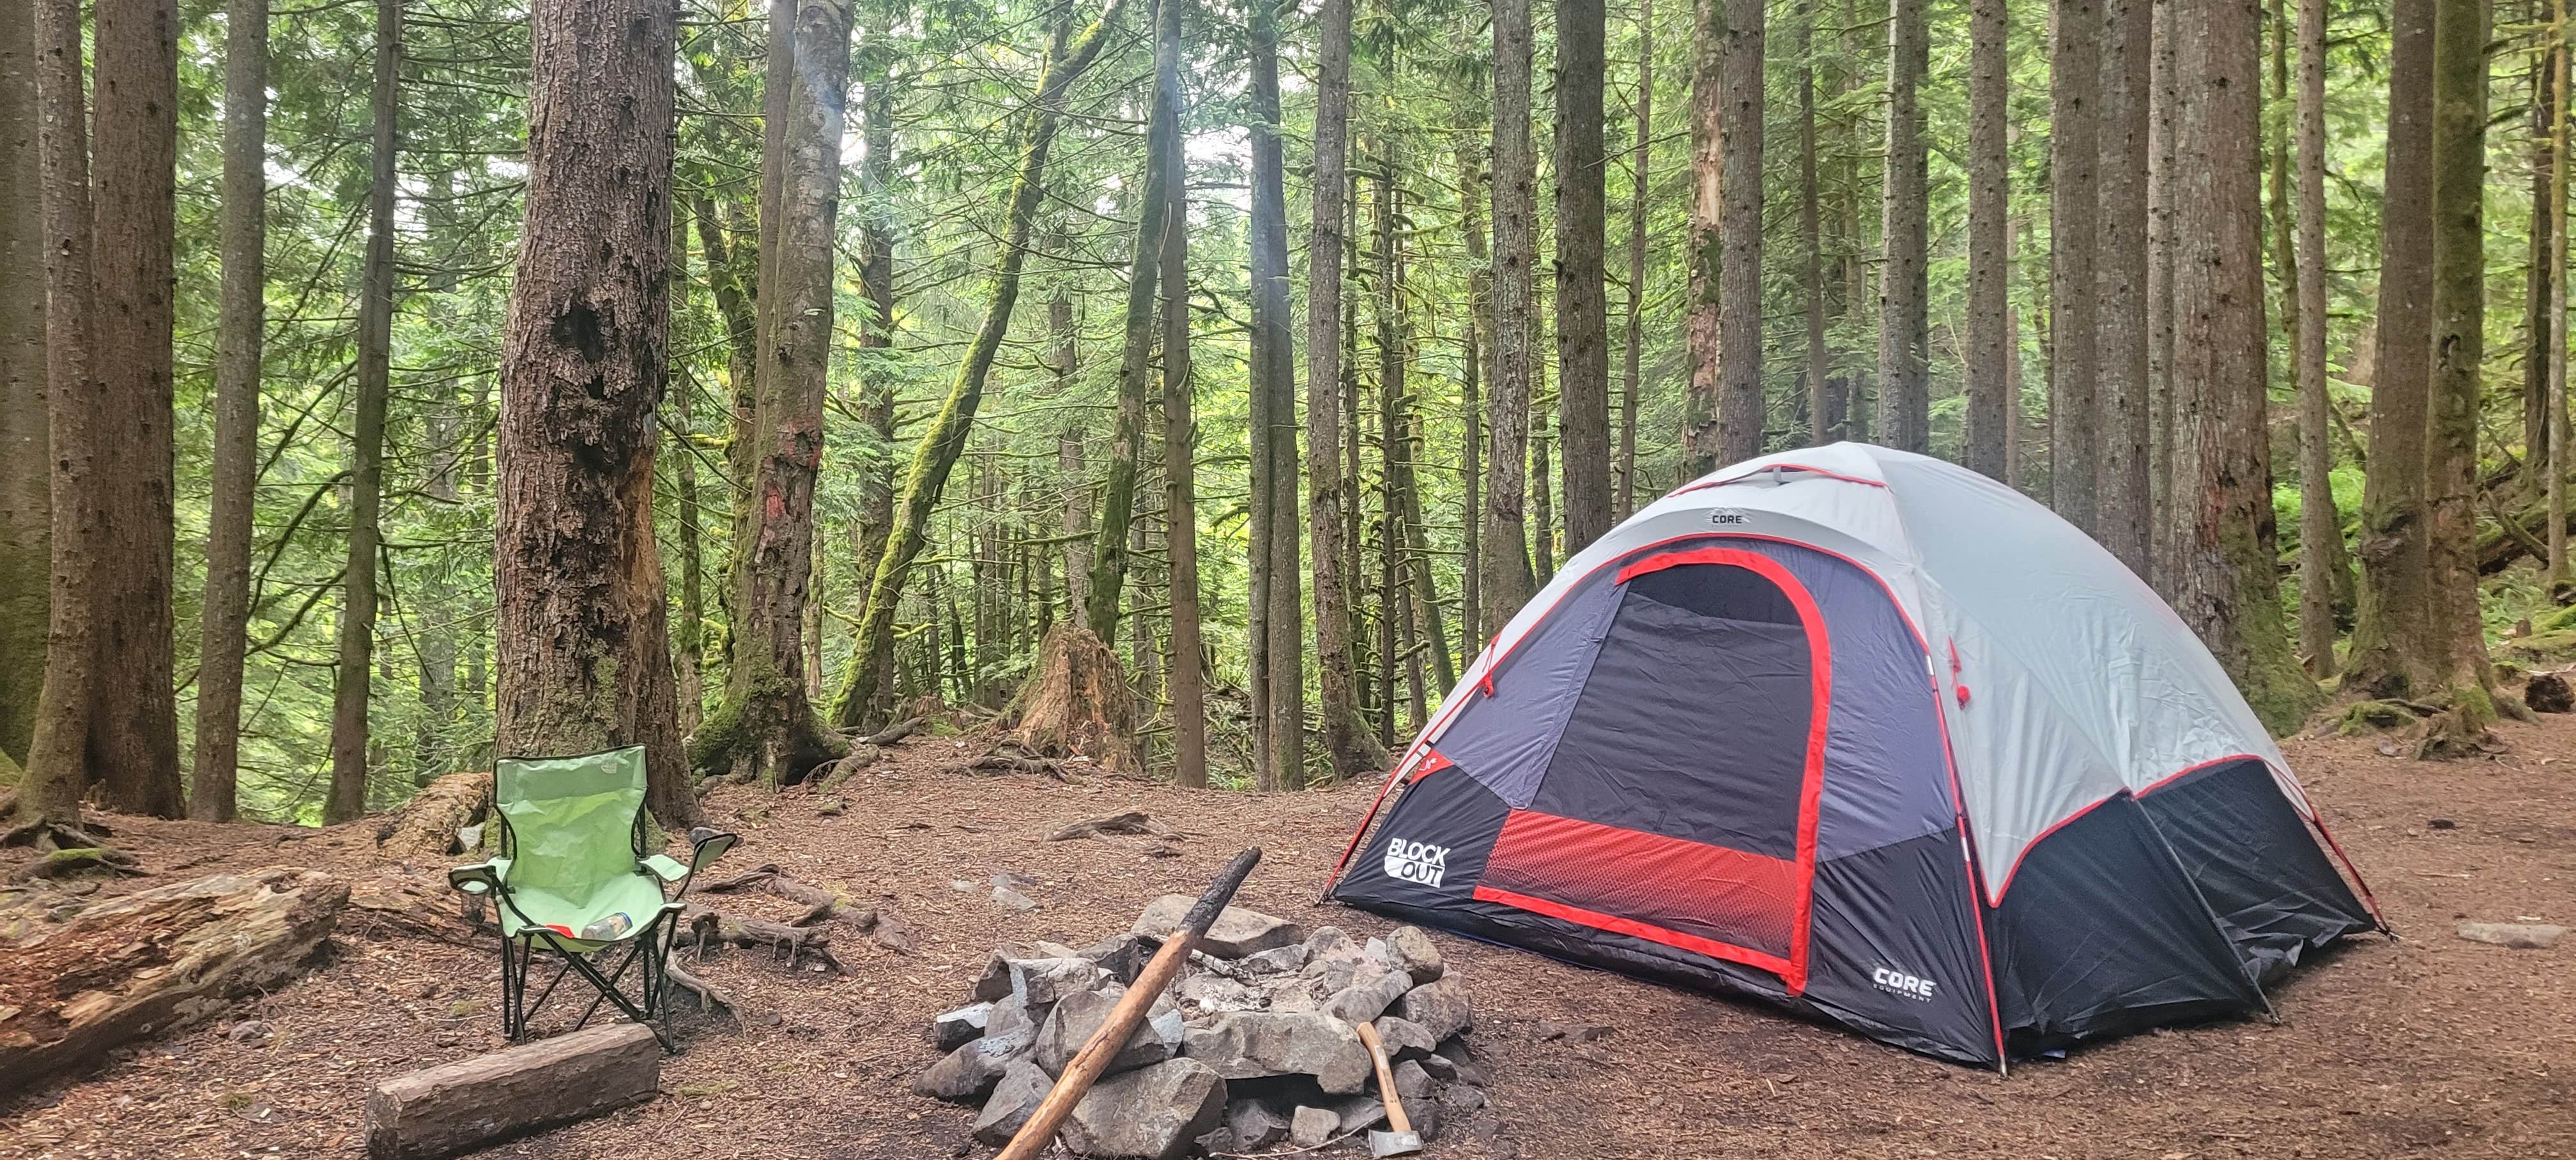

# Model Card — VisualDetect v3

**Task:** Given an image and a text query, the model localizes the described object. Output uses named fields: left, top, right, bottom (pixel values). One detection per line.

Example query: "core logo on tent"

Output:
left=1872, top=965, right=1938, bottom=1002
left=1709, top=508, right=1750, bottom=526
left=1383, top=839, right=1450, bottom=888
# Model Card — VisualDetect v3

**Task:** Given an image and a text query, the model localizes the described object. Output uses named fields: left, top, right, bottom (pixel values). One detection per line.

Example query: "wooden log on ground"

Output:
left=376, top=770, right=493, bottom=859
left=363, top=1022, right=661, bottom=1160
left=0, top=867, right=347, bottom=1091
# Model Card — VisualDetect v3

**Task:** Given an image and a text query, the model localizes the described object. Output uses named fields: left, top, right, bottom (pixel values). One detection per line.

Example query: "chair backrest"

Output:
left=494, top=747, right=648, bottom=905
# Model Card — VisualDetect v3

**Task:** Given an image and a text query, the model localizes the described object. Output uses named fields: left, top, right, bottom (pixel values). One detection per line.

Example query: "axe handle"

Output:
left=994, top=848, right=1263, bottom=1160
left=1352, top=1019, right=1413, bottom=1134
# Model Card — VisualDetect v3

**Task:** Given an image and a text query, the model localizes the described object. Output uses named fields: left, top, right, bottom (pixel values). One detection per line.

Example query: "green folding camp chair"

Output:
left=445, top=746, right=736, bottom=1049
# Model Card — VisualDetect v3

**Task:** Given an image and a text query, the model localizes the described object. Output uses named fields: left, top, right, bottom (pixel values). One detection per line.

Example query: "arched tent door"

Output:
left=1472, top=546, right=1832, bottom=992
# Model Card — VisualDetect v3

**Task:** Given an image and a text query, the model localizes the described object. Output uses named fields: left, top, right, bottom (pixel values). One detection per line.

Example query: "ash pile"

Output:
left=915, top=895, right=1494, bottom=1157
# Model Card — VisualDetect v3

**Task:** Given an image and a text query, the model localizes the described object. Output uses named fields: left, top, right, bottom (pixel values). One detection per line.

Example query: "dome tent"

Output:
left=1326, top=443, right=2384, bottom=1069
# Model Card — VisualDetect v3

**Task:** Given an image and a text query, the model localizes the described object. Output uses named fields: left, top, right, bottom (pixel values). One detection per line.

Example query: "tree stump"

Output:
left=363, top=1022, right=661, bottom=1160
left=1008, top=625, right=1141, bottom=775
left=0, top=867, right=347, bottom=1090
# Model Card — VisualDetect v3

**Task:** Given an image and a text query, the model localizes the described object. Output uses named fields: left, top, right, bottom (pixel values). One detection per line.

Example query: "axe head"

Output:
left=1368, top=1129, right=1424, bottom=1158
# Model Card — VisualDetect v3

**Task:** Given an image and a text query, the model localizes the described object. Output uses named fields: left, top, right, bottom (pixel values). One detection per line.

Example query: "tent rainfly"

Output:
left=1327, top=443, right=2384, bottom=1069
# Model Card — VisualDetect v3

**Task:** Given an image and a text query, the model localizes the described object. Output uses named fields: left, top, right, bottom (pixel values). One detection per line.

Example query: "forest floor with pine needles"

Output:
left=2, top=713, right=2572, bottom=1159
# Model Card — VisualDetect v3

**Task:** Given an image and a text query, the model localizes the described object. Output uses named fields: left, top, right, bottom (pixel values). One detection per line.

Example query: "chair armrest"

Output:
left=642, top=853, right=689, bottom=883
left=686, top=827, right=739, bottom=874
left=447, top=857, right=513, bottom=896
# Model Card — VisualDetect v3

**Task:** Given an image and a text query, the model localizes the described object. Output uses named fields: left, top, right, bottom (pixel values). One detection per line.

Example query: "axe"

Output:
left=1352, top=1020, right=1423, bottom=1157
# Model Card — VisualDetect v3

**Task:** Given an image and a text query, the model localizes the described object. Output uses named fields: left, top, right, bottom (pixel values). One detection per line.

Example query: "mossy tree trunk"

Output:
left=0, top=0, right=49, bottom=770
left=326, top=0, right=399, bottom=824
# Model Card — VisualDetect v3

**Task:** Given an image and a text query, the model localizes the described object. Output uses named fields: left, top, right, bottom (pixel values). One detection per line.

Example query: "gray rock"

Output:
left=970, top=1060, right=1054, bottom=1145
left=1392, top=1058, right=1435, bottom=1103
left=1078, top=933, right=1155, bottom=983
left=1409, top=1094, right=1443, bottom=1141
left=1301, top=926, right=1370, bottom=971
left=1034, top=986, right=1183, bottom=1077
left=933, top=1002, right=994, bottom=1051
left=1060, top=1058, right=1228, bottom=1160
left=993, top=885, right=1040, bottom=912
left=1432, top=1039, right=1489, bottom=1086
left=1385, top=926, right=1444, bottom=984
left=1224, top=1098, right=1289, bottom=1150
left=1393, top=976, right=1473, bottom=1043
left=1440, top=1083, right=1486, bottom=1115
left=1131, top=894, right=1307, bottom=958
left=1288, top=1106, right=1339, bottom=1149
left=1330, top=1094, right=1386, bottom=1134
left=986, top=992, right=1043, bottom=1041
left=913, top=1030, right=1033, bottom=1102
left=2457, top=920, right=2566, bottom=949
left=1320, top=966, right=1413, bottom=1025
left=972, top=944, right=1043, bottom=1000
left=1174, top=972, right=1263, bottom=1018
left=1180, top=1011, right=1374, bottom=1094
left=1371, top=1016, right=1438, bottom=1061
left=1241, top=943, right=1309, bottom=973
left=1011, top=956, right=1114, bottom=1007
left=1260, top=974, right=1323, bottom=1014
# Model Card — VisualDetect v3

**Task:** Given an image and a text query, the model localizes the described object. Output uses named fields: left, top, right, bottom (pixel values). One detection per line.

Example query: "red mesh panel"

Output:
left=1482, top=809, right=1799, bottom=959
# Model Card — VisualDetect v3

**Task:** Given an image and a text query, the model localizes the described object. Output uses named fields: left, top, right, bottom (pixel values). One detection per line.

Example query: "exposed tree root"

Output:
left=1045, top=810, right=1182, bottom=856
left=6, top=846, right=144, bottom=882
left=696, top=863, right=914, bottom=952
left=854, top=715, right=923, bottom=746
left=969, top=742, right=1070, bottom=780
left=663, top=959, right=741, bottom=1021
left=0, top=819, right=109, bottom=854
left=683, top=904, right=852, bottom=974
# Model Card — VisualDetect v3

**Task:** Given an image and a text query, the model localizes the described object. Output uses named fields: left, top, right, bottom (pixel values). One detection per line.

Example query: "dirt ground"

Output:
left=3, top=713, right=2571, bottom=1160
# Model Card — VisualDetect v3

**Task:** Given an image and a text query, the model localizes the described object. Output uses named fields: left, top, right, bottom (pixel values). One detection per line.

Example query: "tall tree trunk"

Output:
left=1248, top=0, right=1302, bottom=787
left=1684, top=0, right=1722, bottom=475
left=1531, top=422, right=1556, bottom=583
left=1714, top=0, right=1766, bottom=463
left=1156, top=0, right=1202, bottom=789
left=2050, top=0, right=2101, bottom=530
left=831, top=5, right=1121, bottom=730
left=190, top=0, right=263, bottom=818
left=1621, top=0, right=1652, bottom=514
left=2422, top=0, right=2494, bottom=706
left=1965, top=0, right=2010, bottom=476
left=12, top=0, right=99, bottom=837
left=2167, top=0, right=2319, bottom=734
left=2096, top=0, right=2152, bottom=570
left=853, top=29, right=899, bottom=723
left=2294, top=0, right=2342, bottom=675
left=1306, top=0, right=1378, bottom=779
left=1087, top=22, right=1173, bottom=645
left=1556, top=0, right=1613, bottom=547
left=701, top=0, right=850, bottom=784
left=1054, top=296, right=1090, bottom=629
left=2344, top=0, right=2435, bottom=696
left=1459, top=130, right=1488, bottom=657
left=326, top=0, right=399, bottom=824
left=2148, top=0, right=2178, bottom=575
left=87, top=0, right=182, bottom=817
left=1878, top=0, right=1929, bottom=452
left=1486, top=0, right=1539, bottom=630
left=2550, top=15, right=2571, bottom=586
left=1797, top=0, right=1831, bottom=448
left=673, top=372, right=705, bottom=734
left=1, top=0, right=50, bottom=768
left=495, top=0, right=695, bottom=828
left=2529, top=53, right=2559, bottom=480
left=1376, top=156, right=1404, bottom=746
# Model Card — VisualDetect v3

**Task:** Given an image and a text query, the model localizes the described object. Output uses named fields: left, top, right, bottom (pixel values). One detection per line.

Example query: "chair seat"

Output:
left=498, top=871, right=676, bottom=949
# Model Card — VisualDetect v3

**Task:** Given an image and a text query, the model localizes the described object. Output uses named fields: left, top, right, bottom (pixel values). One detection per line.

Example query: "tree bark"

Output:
left=2147, top=0, right=2178, bottom=577
left=2167, top=0, right=2319, bottom=734
left=2344, top=0, right=2437, bottom=697
left=1622, top=0, right=1652, bottom=514
left=191, top=0, right=263, bottom=818
left=831, top=5, right=1121, bottom=731
left=495, top=0, right=696, bottom=828
left=326, top=0, right=399, bottom=825
left=1087, top=17, right=1172, bottom=645
left=2049, top=0, right=2101, bottom=530
left=1878, top=0, right=1929, bottom=452
left=86, top=0, right=182, bottom=818
left=13, top=0, right=98, bottom=837
left=703, top=0, right=853, bottom=786
left=1684, top=0, right=1722, bottom=475
left=853, top=15, right=898, bottom=706
left=0, top=0, right=47, bottom=768
left=1712, top=0, right=1765, bottom=464
left=2550, top=16, right=2571, bottom=586
left=1458, top=128, right=1489, bottom=661
left=2096, top=0, right=2152, bottom=572
left=2422, top=0, right=2494, bottom=705
left=1305, top=0, right=1379, bottom=779
left=1156, top=0, right=1202, bottom=790
left=1965, top=0, right=2010, bottom=477
left=1556, top=0, right=1613, bottom=548
left=1248, top=0, right=1302, bottom=787
left=2294, top=0, right=2342, bottom=675
left=1486, top=0, right=1538, bottom=632
left=2530, top=51, right=2560, bottom=503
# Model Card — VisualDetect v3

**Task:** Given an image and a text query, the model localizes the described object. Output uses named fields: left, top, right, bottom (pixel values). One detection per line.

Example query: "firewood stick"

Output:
left=993, top=848, right=1263, bottom=1160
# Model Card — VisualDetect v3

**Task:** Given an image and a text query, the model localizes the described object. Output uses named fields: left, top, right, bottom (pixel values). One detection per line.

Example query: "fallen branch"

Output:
left=663, top=959, right=742, bottom=1021
left=695, top=863, right=915, bottom=952
left=684, top=904, right=852, bottom=975
left=1045, top=811, right=1177, bottom=843
left=857, top=715, right=923, bottom=746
